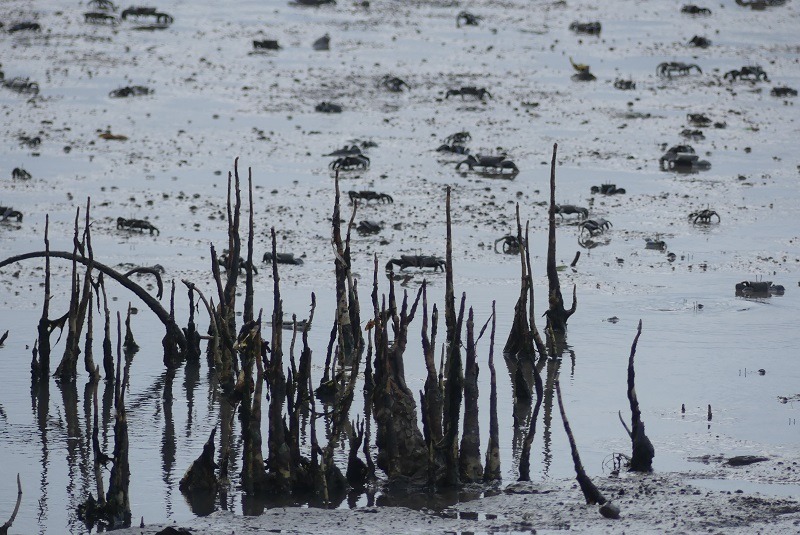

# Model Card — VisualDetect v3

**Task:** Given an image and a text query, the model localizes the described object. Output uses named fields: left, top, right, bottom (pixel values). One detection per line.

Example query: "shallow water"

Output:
left=1, top=0, right=799, bottom=532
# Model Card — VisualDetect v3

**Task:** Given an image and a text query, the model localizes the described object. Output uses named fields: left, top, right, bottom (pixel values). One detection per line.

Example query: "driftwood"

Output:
left=624, top=320, right=654, bottom=472
left=0, top=474, right=21, bottom=535
left=0, top=251, right=187, bottom=354
left=544, top=144, right=577, bottom=333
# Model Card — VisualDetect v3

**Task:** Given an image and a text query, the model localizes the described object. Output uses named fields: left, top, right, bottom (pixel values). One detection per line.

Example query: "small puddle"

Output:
left=688, top=479, right=800, bottom=499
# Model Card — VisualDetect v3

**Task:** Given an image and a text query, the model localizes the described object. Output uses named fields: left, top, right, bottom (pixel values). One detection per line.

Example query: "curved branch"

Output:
left=121, top=267, right=164, bottom=299
left=0, top=251, right=185, bottom=352
left=0, top=473, right=21, bottom=534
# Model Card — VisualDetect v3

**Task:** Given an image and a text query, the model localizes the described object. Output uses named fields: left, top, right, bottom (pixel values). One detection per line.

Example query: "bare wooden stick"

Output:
left=483, top=302, right=501, bottom=481
left=626, top=320, right=654, bottom=472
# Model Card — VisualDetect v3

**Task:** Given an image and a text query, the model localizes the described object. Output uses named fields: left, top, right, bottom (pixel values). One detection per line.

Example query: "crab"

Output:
left=660, top=145, right=710, bottom=171
left=689, top=209, right=720, bottom=224
left=348, top=190, right=393, bottom=204
left=555, top=204, right=589, bottom=219
left=580, top=218, right=612, bottom=236
left=494, top=235, right=522, bottom=254
left=681, top=5, right=712, bottom=15
left=312, top=34, right=330, bottom=51
left=385, top=255, right=445, bottom=272
left=88, top=0, right=117, bottom=10
left=324, top=145, right=362, bottom=157
left=724, top=66, right=769, bottom=82
left=379, top=75, right=409, bottom=92
left=456, top=11, right=480, bottom=28
left=3, top=77, right=40, bottom=96
left=109, top=85, right=152, bottom=98
left=735, top=0, right=787, bottom=8
left=572, top=70, right=596, bottom=82
left=687, top=35, right=711, bottom=48
left=263, top=252, right=304, bottom=265
left=117, top=217, right=159, bottom=235
left=590, top=183, right=626, bottom=195
left=569, top=21, right=601, bottom=35
left=356, top=220, right=382, bottom=234
left=645, top=238, right=667, bottom=251
left=657, top=62, right=702, bottom=77
left=253, top=39, right=280, bottom=50
left=84, top=12, right=118, bottom=24
left=579, top=220, right=611, bottom=238
left=12, top=167, right=31, bottom=180
left=8, top=22, right=41, bottom=33
left=614, top=79, right=636, bottom=90
left=680, top=129, right=705, bottom=140
left=444, top=131, right=471, bottom=145
left=771, top=86, right=798, bottom=97
left=315, top=101, right=342, bottom=113
left=445, top=86, right=492, bottom=100
left=19, top=135, right=41, bottom=147
left=436, top=144, right=469, bottom=155
left=0, top=207, right=23, bottom=222
left=219, top=251, right=258, bottom=274
left=687, top=113, right=712, bottom=127
left=456, top=154, right=518, bottom=175
left=735, top=281, right=785, bottom=297
left=329, top=155, right=370, bottom=170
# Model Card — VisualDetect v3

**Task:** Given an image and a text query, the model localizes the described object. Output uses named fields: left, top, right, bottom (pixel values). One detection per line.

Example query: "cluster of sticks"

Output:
left=0, top=145, right=654, bottom=529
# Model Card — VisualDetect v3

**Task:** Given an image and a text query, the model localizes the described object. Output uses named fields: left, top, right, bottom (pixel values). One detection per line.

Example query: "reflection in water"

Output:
left=162, top=369, right=176, bottom=518
left=57, top=378, right=86, bottom=534
left=31, top=377, right=50, bottom=534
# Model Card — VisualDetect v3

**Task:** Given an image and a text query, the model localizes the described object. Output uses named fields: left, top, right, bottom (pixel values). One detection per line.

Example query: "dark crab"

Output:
left=324, top=145, right=362, bottom=157
left=645, top=238, right=667, bottom=251
left=614, top=79, right=636, bottom=90
left=456, top=154, right=518, bottom=174
left=315, top=101, right=342, bottom=113
left=657, top=62, right=702, bottom=77
left=660, top=145, right=710, bottom=171
left=735, top=280, right=785, bottom=297
left=219, top=251, right=258, bottom=274
left=348, top=190, right=393, bottom=204
left=8, top=22, right=41, bottom=33
left=571, top=70, right=596, bottom=82
left=555, top=204, right=589, bottom=219
left=263, top=252, right=304, bottom=265
left=580, top=218, right=612, bottom=236
left=590, top=183, right=626, bottom=195
left=681, top=5, right=712, bottom=15
left=436, top=144, right=469, bottom=155
left=444, top=131, right=471, bottom=145
left=117, top=217, right=159, bottom=235
left=12, top=167, right=31, bottom=180
left=312, top=34, right=330, bottom=51
left=735, top=0, right=787, bottom=8
left=687, top=113, right=712, bottom=127
left=569, top=21, right=601, bottom=35
left=329, top=155, right=370, bottom=170
left=689, top=209, right=720, bottom=224
left=19, top=135, right=41, bottom=148
left=253, top=39, right=280, bottom=50
left=445, top=86, right=492, bottom=100
left=494, top=235, right=522, bottom=255
left=84, top=12, right=118, bottom=24
left=771, top=86, right=797, bottom=97
left=724, top=66, right=769, bottom=82
left=687, top=35, right=711, bottom=48
left=456, top=11, right=480, bottom=28
left=379, top=75, right=409, bottom=92
left=356, top=220, right=382, bottom=234
left=680, top=129, right=705, bottom=140
left=121, top=7, right=157, bottom=19
left=0, top=207, right=23, bottom=222
left=385, top=255, right=445, bottom=272
left=3, top=77, right=40, bottom=96
left=109, top=85, right=152, bottom=98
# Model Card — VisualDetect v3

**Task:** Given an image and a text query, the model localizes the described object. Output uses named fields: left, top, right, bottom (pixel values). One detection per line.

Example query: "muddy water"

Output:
left=1, top=0, right=799, bottom=532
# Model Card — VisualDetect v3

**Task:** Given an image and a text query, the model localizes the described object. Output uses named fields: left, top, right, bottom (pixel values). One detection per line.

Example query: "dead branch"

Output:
left=0, top=474, right=21, bottom=535
left=626, top=320, right=654, bottom=472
